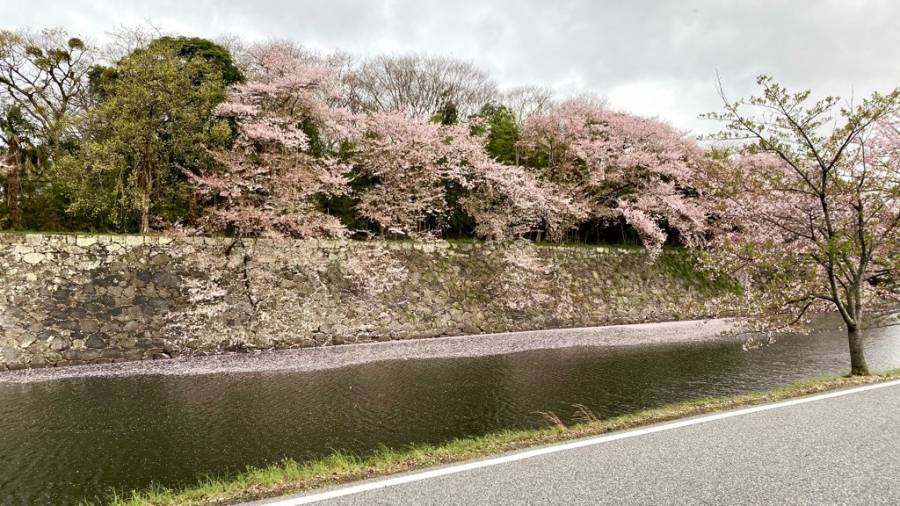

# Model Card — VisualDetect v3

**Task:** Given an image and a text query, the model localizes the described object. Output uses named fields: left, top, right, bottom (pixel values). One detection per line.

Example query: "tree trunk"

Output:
left=6, top=161, right=18, bottom=226
left=847, top=325, right=869, bottom=376
left=137, top=164, right=151, bottom=235
left=140, top=189, right=150, bottom=235
left=3, top=140, right=20, bottom=227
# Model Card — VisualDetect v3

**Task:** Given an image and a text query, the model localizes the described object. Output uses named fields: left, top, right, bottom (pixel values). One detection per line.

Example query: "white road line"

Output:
left=260, top=379, right=900, bottom=505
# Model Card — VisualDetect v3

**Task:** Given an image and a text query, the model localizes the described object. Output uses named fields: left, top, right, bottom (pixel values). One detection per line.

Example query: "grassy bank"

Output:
left=91, top=370, right=900, bottom=506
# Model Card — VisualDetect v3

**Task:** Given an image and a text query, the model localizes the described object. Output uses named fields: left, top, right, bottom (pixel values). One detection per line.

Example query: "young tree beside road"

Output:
left=703, top=76, right=900, bottom=375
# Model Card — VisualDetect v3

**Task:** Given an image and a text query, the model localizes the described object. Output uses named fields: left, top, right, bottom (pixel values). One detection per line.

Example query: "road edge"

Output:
left=95, top=371, right=900, bottom=506
left=253, top=378, right=900, bottom=505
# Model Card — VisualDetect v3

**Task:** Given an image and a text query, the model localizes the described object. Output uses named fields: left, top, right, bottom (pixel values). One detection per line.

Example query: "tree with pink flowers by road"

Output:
left=702, top=76, right=900, bottom=375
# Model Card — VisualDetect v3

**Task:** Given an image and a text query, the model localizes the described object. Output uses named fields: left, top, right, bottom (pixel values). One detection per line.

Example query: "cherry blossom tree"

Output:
left=460, top=160, right=586, bottom=241
left=193, top=48, right=585, bottom=242
left=351, top=112, right=478, bottom=236
left=518, top=97, right=708, bottom=249
left=352, top=110, right=585, bottom=240
left=703, top=76, right=900, bottom=375
left=190, top=43, right=359, bottom=238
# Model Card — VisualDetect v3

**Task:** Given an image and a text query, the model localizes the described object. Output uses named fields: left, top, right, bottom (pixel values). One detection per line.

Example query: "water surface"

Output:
left=0, top=321, right=897, bottom=504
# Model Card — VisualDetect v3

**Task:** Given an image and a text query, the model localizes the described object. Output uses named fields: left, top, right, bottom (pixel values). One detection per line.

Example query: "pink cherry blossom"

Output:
left=519, top=97, right=707, bottom=250
left=191, top=43, right=361, bottom=238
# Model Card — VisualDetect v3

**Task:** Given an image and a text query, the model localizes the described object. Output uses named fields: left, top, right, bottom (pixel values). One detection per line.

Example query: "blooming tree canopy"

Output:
left=352, top=112, right=485, bottom=237
left=191, top=43, right=359, bottom=238
left=461, top=160, right=586, bottom=241
left=352, top=110, right=587, bottom=241
left=519, top=98, right=707, bottom=249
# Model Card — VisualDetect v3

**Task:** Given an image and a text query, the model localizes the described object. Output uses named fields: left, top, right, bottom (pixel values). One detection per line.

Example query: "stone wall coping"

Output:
left=0, top=232, right=653, bottom=256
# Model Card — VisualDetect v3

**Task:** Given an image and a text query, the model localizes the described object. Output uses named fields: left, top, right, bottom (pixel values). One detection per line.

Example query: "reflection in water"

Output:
left=0, top=322, right=897, bottom=504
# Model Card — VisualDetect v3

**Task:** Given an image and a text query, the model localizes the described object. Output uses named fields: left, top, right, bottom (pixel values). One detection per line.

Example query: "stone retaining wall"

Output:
left=0, top=234, right=742, bottom=370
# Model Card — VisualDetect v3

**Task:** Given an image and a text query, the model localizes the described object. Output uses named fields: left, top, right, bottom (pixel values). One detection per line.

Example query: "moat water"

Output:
left=1, top=320, right=898, bottom=504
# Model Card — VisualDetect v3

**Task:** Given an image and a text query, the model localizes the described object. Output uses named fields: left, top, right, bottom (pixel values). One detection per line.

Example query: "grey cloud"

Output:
left=3, top=0, right=898, bottom=133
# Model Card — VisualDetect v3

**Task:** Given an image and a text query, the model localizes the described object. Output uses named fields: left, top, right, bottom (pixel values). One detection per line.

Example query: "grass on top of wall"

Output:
left=86, top=369, right=900, bottom=506
left=657, top=248, right=744, bottom=295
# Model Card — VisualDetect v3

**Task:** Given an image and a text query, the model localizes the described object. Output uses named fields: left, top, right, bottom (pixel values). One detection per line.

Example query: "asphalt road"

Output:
left=256, top=381, right=900, bottom=505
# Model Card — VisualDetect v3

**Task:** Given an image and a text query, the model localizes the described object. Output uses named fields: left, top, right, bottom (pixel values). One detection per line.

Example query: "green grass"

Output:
left=532, top=239, right=646, bottom=251
left=657, top=248, right=744, bottom=295
left=85, top=369, right=900, bottom=506
left=0, top=230, right=137, bottom=237
left=444, top=237, right=485, bottom=245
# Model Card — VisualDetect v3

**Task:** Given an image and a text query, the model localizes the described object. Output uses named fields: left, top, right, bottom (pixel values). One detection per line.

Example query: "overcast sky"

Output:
left=3, top=0, right=898, bottom=134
